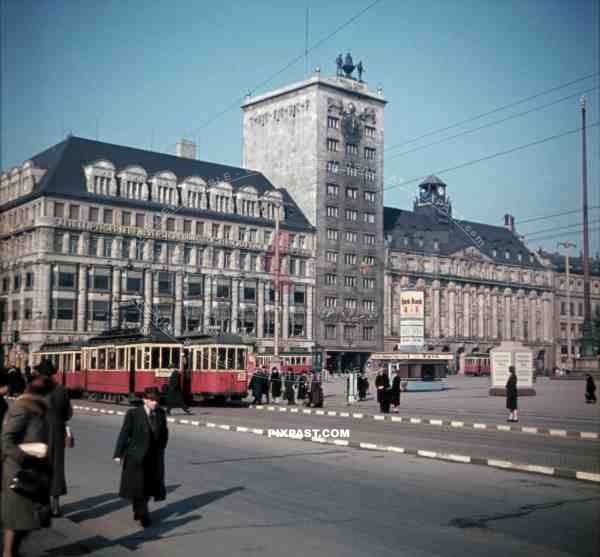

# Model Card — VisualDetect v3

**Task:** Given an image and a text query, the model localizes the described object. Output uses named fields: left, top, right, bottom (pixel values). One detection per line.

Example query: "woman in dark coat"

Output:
left=35, top=361, right=73, bottom=517
left=375, top=370, right=391, bottom=413
left=249, top=369, right=264, bottom=404
left=357, top=373, right=368, bottom=401
left=297, top=374, right=307, bottom=401
left=270, top=368, right=282, bottom=403
left=284, top=370, right=296, bottom=405
left=585, top=374, right=597, bottom=403
left=166, top=368, right=191, bottom=415
left=309, top=375, right=323, bottom=408
left=506, top=366, right=518, bottom=422
left=2, top=376, right=55, bottom=556
left=113, top=387, right=168, bottom=527
left=391, top=371, right=402, bottom=413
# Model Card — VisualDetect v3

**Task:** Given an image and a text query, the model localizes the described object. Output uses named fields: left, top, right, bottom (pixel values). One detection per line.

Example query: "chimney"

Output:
left=504, top=213, right=515, bottom=233
left=176, top=139, right=196, bottom=159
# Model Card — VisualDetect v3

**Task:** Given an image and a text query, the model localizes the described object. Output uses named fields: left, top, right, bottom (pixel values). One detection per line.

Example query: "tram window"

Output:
left=226, top=348, right=235, bottom=369
left=144, top=347, right=151, bottom=369
left=108, top=349, right=116, bottom=370
left=217, top=348, right=227, bottom=370
left=237, top=348, right=245, bottom=370
left=91, top=351, right=97, bottom=369
left=172, top=349, right=180, bottom=369
left=75, top=353, right=81, bottom=371
left=98, top=349, right=106, bottom=369
left=200, top=348, right=207, bottom=370
left=151, top=348, right=160, bottom=369
left=161, top=348, right=170, bottom=369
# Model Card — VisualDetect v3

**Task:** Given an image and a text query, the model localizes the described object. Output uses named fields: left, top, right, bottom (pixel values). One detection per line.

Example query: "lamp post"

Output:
left=558, top=241, right=575, bottom=369
left=272, top=201, right=282, bottom=370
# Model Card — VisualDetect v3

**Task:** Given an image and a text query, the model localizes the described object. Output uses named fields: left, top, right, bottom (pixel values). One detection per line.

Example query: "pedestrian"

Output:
left=310, top=372, right=324, bottom=408
left=33, top=360, right=73, bottom=518
left=2, top=375, right=55, bottom=556
left=506, top=366, right=518, bottom=422
left=375, top=369, right=390, bottom=413
left=297, top=373, right=307, bottom=401
left=262, top=366, right=271, bottom=404
left=23, top=364, right=32, bottom=385
left=165, top=366, right=192, bottom=415
left=357, top=372, right=368, bottom=401
left=270, top=367, right=282, bottom=403
left=113, top=387, right=168, bottom=528
left=585, top=374, right=597, bottom=404
left=284, top=369, right=296, bottom=405
left=249, top=368, right=264, bottom=404
left=391, top=370, right=402, bottom=413
left=7, top=366, right=25, bottom=398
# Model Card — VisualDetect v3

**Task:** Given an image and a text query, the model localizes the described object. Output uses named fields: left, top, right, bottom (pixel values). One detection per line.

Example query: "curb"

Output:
left=251, top=405, right=599, bottom=441
left=73, top=405, right=600, bottom=485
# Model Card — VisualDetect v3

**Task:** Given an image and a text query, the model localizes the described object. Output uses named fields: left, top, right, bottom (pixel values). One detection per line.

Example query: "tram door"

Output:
left=128, top=347, right=136, bottom=394
left=182, top=348, right=191, bottom=399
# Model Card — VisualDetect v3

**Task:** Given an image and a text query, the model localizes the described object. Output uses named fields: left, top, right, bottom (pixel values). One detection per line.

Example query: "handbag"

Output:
left=65, top=426, right=75, bottom=448
left=10, top=466, right=50, bottom=503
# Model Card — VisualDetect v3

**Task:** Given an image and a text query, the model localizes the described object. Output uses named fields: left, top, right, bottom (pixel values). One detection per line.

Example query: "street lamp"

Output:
left=558, top=241, right=575, bottom=370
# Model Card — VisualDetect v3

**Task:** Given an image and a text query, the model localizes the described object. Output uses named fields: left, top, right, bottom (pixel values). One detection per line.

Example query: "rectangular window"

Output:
left=134, top=239, right=143, bottom=260
left=345, top=299, right=357, bottom=310
left=364, top=234, right=376, bottom=245
left=325, top=296, right=337, bottom=308
left=184, top=244, right=192, bottom=264
left=68, top=234, right=79, bottom=255
left=24, top=299, right=33, bottom=320
left=363, top=326, right=374, bottom=341
left=25, top=271, right=34, bottom=290
left=121, top=211, right=131, bottom=226
left=223, top=250, right=231, bottom=268
left=11, top=300, right=20, bottom=321
left=363, top=255, right=375, bottom=265
left=290, top=313, right=306, bottom=337
left=326, top=160, right=339, bottom=174
left=327, top=138, right=339, bottom=152
left=344, top=325, right=356, bottom=340
left=187, top=274, right=203, bottom=297
left=346, top=187, right=358, bottom=200
left=363, top=300, right=375, bottom=312
left=54, top=202, right=64, bottom=218
left=238, top=227, right=246, bottom=241
left=154, top=242, right=163, bottom=262
left=103, top=237, right=112, bottom=258
left=327, top=206, right=339, bottom=218
left=166, top=218, right=175, bottom=232
left=89, top=207, right=99, bottom=222
left=249, top=229, right=257, bottom=243
left=345, top=253, right=357, bottom=265
left=196, top=221, right=204, bottom=236
left=242, top=282, right=257, bottom=302
left=90, top=269, right=110, bottom=291
left=158, top=272, right=174, bottom=295
left=345, top=276, right=356, bottom=287
left=69, top=205, right=80, bottom=220
left=365, top=126, right=376, bottom=138
left=325, top=274, right=337, bottom=286
left=345, top=209, right=358, bottom=221
left=54, top=299, right=74, bottom=320
left=364, top=191, right=376, bottom=202
left=216, top=278, right=231, bottom=299
left=212, top=223, right=220, bottom=238
left=327, top=229, right=339, bottom=241
left=125, top=272, right=143, bottom=294
left=88, top=236, right=98, bottom=256
left=167, top=243, right=176, bottom=264
left=363, top=278, right=375, bottom=289
left=103, top=209, right=113, bottom=224
left=89, top=300, right=110, bottom=322
left=57, top=268, right=76, bottom=289
left=326, top=251, right=338, bottom=263
left=121, top=238, right=130, bottom=259
left=326, top=183, right=339, bottom=198
left=327, top=116, right=339, bottom=129
left=345, top=231, right=357, bottom=243
left=364, top=147, right=376, bottom=160
left=54, top=231, right=64, bottom=253
left=293, top=285, right=306, bottom=305
left=13, top=272, right=21, bottom=291
left=325, top=324, right=337, bottom=339
left=264, top=231, right=272, bottom=245
left=223, top=225, right=231, bottom=240
left=183, top=220, right=192, bottom=233
left=363, top=212, right=375, bottom=224
left=135, top=213, right=145, bottom=228
left=345, top=143, right=358, bottom=157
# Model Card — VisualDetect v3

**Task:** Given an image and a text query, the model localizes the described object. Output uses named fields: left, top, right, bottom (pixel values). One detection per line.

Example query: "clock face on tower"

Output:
left=341, top=103, right=362, bottom=143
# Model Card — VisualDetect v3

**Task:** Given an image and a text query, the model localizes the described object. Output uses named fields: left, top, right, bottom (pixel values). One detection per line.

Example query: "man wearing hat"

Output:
left=113, top=387, right=169, bottom=527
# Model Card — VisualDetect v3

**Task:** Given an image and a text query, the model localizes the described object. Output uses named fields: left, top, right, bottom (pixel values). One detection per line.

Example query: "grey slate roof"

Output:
left=5, top=136, right=314, bottom=232
left=383, top=206, right=544, bottom=269
left=420, top=175, right=446, bottom=186
left=538, top=250, right=600, bottom=277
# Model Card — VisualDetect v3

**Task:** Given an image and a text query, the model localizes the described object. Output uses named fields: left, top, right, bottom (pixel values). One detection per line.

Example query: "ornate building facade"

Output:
left=0, top=136, right=317, bottom=366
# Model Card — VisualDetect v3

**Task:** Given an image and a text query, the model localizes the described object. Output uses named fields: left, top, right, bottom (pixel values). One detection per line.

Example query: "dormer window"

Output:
left=181, top=176, right=207, bottom=210
left=210, top=183, right=233, bottom=213
left=236, top=186, right=259, bottom=217
left=433, top=240, right=439, bottom=250
left=116, top=165, right=148, bottom=201
left=84, top=160, right=116, bottom=196
left=151, top=171, right=178, bottom=206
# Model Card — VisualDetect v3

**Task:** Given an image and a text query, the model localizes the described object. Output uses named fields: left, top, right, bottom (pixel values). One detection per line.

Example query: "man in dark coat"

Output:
left=297, top=373, right=307, bottom=401
left=166, top=367, right=191, bottom=415
left=114, top=387, right=168, bottom=527
left=262, top=366, right=271, bottom=404
left=270, top=367, right=282, bottom=403
left=375, top=370, right=391, bottom=413
left=391, top=370, right=402, bottom=413
left=585, top=374, right=597, bottom=403
left=357, top=372, right=368, bottom=401
left=309, top=373, right=323, bottom=408
left=506, top=366, right=518, bottom=422
left=249, top=368, right=264, bottom=404
left=284, top=369, right=296, bottom=405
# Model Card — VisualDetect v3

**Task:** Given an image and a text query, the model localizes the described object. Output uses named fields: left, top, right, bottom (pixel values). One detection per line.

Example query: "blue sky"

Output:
left=1, top=0, right=598, bottom=254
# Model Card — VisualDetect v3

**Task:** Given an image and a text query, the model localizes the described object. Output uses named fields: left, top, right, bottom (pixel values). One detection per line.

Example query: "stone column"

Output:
left=144, top=239, right=154, bottom=262
left=174, top=271, right=183, bottom=336
left=306, top=285, right=313, bottom=341
left=203, top=275, right=212, bottom=331
left=517, top=290, right=525, bottom=341
left=478, top=289, right=485, bottom=339
left=432, top=280, right=440, bottom=338
left=491, top=288, right=499, bottom=339
left=282, top=285, right=290, bottom=340
left=542, top=292, right=553, bottom=342
left=77, top=265, right=88, bottom=332
left=231, top=279, right=239, bottom=333
left=448, top=282, right=456, bottom=338
left=257, top=281, right=265, bottom=339
left=529, top=292, right=537, bottom=342
left=462, top=286, right=470, bottom=338
left=143, top=269, right=153, bottom=334
left=35, top=263, right=52, bottom=330
left=78, top=232, right=89, bottom=256
left=504, top=288, right=512, bottom=339
left=111, top=268, right=121, bottom=328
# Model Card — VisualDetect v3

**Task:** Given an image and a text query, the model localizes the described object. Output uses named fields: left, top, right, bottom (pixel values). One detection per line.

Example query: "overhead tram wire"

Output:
left=384, top=71, right=600, bottom=154
left=523, top=218, right=600, bottom=239
left=515, top=206, right=600, bottom=225
left=382, top=121, right=600, bottom=195
left=162, top=0, right=382, bottom=153
left=386, top=85, right=600, bottom=162
left=523, top=226, right=600, bottom=245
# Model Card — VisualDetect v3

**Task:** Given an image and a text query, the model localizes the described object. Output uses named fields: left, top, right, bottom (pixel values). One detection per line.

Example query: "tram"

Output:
left=33, top=329, right=253, bottom=403
left=254, top=351, right=313, bottom=374
left=464, top=354, right=491, bottom=376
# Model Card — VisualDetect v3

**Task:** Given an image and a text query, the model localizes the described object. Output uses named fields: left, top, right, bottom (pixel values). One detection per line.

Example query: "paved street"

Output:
left=24, top=412, right=600, bottom=557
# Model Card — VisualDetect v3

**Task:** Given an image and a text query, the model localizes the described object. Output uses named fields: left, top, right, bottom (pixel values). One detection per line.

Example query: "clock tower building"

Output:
left=242, top=56, right=387, bottom=372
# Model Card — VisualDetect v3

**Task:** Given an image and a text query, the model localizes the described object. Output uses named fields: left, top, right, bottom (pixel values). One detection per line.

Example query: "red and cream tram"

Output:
left=254, top=351, right=313, bottom=374
left=464, top=354, right=491, bottom=376
left=33, top=330, right=253, bottom=403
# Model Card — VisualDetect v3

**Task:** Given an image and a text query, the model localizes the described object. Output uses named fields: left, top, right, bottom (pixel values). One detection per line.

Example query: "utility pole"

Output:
left=579, top=95, right=595, bottom=357
left=558, top=241, right=575, bottom=369
left=272, top=202, right=282, bottom=370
